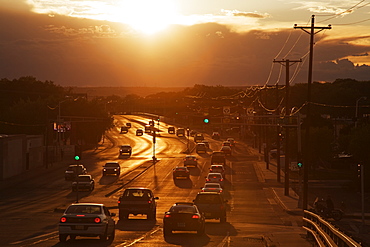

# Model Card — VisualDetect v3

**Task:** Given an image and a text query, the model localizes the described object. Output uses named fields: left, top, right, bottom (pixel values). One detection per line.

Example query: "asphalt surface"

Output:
left=1, top=143, right=369, bottom=246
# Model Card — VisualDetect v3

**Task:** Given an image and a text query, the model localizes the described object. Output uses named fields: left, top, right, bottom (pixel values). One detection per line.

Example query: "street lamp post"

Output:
left=355, top=97, right=366, bottom=128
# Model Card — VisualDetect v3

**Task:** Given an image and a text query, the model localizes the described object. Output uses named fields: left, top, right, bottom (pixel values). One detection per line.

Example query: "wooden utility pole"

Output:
left=273, top=59, right=301, bottom=196
left=294, top=15, right=331, bottom=209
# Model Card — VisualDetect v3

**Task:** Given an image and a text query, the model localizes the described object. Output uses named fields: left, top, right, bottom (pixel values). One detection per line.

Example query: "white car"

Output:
left=201, top=183, right=223, bottom=193
left=59, top=203, right=116, bottom=242
left=205, top=173, right=224, bottom=187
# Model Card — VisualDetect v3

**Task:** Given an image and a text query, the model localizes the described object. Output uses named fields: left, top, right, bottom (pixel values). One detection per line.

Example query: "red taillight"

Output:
left=165, top=214, right=171, bottom=218
left=94, top=217, right=101, bottom=223
left=192, top=215, right=200, bottom=219
left=220, top=190, right=223, bottom=193
left=118, top=200, right=121, bottom=204
left=148, top=200, right=152, bottom=204
left=76, top=215, right=85, bottom=217
left=60, top=217, right=67, bottom=223
left=206, top=178, right=210, bottom=181
left=220, top=178, right=224, bottom=181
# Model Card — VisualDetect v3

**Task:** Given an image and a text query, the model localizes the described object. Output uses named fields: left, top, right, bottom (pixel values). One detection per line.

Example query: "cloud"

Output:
left=222, top=9, right=271, bottom=19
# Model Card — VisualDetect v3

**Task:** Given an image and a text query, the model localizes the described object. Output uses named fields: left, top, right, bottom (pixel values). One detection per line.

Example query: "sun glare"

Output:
left=117, top=0, right=178, bottom=34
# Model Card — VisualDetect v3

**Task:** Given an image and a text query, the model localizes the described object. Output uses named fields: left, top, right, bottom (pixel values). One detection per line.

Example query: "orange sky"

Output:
left=1, top=0, right=370, bottom=87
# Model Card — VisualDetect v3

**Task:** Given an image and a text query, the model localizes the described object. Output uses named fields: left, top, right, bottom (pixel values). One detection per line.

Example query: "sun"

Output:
left=117, top=0, right=178, bottom=35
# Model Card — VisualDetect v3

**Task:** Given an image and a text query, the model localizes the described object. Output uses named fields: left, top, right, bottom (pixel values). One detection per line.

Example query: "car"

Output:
left=119, top=144, right=132, bottom=158
left=168, top=126, right=175, bottom=134
left=212, top=132, right=220, bottom=140
left=144, top=124, right=152, bottom=133
left=176, top=128, right=185, bottom=137
left=173, top=166, right=190, bottom=180
left=196, top=143, right=207, bottom=153
left=226, top=138, right=235, bottom=146
left=58, top=203, right=116, bottom=242
left=211, top=151, right=226, bottom=165
left=163, top=202, right=205, bottom=236
left=202, top=140, right=210, bottom=149
left=193, top=192, right=227, bottom=223
left=183, top=155, right=198, bottom=167
left=222, top=141, right=231, bottom=147
left=149, top=120, right=155, bottom=126
left=72, top=175, right=95, bottom=191
left=205, top=172, right=225, bottom=187
left=209, top=164, right=225, bottom=176
left=194, top=133, right=204, bottom=143
left=126, top=122, right=131, bottom=128
left=118, top=188, right=159, bottom=220
left=102, top=162, right=120, bottom=176
left=201, top=183, right=223, bottom=193
left=220, top=146, right=232, bottom=156
left=120, top=126, right=129, bottom=134
left=65, top=164, right=87, bottom=181
left=136, top=129, right=144, bottom=136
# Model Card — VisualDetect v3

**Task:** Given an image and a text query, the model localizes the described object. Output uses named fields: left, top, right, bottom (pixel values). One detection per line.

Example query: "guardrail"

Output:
left=303, top=210, right=362, bottom=247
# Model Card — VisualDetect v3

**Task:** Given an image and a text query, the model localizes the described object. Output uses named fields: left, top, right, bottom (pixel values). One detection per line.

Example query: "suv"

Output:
left=118, top=188, right=159, bottom=220
left=176, top=128, right=185, bottom=137
left=102, top=162, right=120, bottom=176
left=136, top=129, right=144, bottom=136
left=183, top=155, right=198, bottom=167
left=65, top=164, right=87, bottom=181
left=193, top=192, right=227, bottom=223
left=58, top=203, right=115, bottom=242
left=211, top=151, right=226, bottom=165
left=119, top=145, right=132, bottom=158
left=72, top=175, right=95, bottom=191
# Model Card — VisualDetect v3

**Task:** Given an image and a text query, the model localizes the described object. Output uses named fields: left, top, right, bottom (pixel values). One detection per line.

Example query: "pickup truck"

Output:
left=118, top=188, right=159, bottom=220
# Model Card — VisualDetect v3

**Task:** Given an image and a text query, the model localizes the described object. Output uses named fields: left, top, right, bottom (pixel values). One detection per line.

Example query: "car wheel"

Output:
left=59, top=234, right=67, bottom=242
left=99, top=228, right=108, bottom=241
left=108, top=228, right=115, bottom=241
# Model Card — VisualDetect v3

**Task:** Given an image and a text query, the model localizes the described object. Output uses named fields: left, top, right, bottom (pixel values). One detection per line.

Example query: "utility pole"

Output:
left=273, top=59, right=301, bottom=196
left=294, top=15, right=331, bottom=209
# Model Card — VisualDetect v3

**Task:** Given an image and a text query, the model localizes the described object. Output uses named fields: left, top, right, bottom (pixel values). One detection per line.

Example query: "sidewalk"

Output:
left=254, top=153, right=370, bottom=247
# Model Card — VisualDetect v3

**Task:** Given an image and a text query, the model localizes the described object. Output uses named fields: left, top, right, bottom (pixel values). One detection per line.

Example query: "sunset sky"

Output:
left=1, top=0, right=370, bottom=87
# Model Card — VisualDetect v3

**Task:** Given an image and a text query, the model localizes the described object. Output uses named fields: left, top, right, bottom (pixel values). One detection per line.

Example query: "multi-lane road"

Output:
left=0, top=115, right=312, bottom=247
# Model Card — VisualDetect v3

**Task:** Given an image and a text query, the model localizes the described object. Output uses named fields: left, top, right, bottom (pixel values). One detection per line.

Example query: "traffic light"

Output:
left=74, top=155, right=80, bottom=161
left=74, top=145, right=81, bottom=160
left=203, top=118, right=209, bottom=124
left=297, top=161, right=303, bottom=168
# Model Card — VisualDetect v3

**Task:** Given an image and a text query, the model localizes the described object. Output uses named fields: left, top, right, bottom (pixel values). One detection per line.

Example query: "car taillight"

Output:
left=165, top=214, right=171, bottom=218
left=118, top=200, right=121, bottom=204
left=220, top=178, right=223, bottom=181
left=192, top=215, right=200, bottom=219
left=148, top=200, right=152, bottom=204
left=94, top=217, right=101, bottom=223
left=60, top=217, right=67, bottom=223
left=206, top=178, right=210, bottom=181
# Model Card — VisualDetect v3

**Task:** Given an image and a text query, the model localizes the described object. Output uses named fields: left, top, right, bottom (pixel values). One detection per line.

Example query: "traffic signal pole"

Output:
left=273, top=59, right=301, bottom=196
left=294, top=15, right=331, bottom=209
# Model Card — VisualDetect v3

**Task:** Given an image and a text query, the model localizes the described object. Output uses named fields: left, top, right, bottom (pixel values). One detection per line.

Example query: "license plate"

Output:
left=177, top=222, right=186, bottom=227
left=75, top=225, right=84, bottom=230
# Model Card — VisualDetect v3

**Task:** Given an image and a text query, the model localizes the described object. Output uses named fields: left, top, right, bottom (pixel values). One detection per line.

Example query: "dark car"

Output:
left=196, top=143, right=207, bottom=153
left=212, top=132, right=220, bottom=140
left=65, top=164, right=87, bottom=181
left=163, top=202, right=205, bottom=236
left=58, top=203, right=115, bottom=242
left=126, top=122, right=131, bottom=128
left=183, top=155, right=198, bottom=168
left=120, top=126, right=129, bottom=134
left=136, top=129, right=144, bottom=136
left=119, top=144, right=132, bottom=158
left=102, top=162, right=120, bottom=176
left=211, top=151, right=226, bottom=165
left=176, top=128, right=185, bottom=137
left=118, top=188, right=159, bottom=220
left=220, top=146, right=232, bottom=156
left=194, top=133, right=204, bottom=143
left=168, top=126, right=175, bottom=134
left=193, top=192, right=227, bottom=223
left=72, top=175, right=95, bottom=191
left=173, top=167, right=190, bottom=180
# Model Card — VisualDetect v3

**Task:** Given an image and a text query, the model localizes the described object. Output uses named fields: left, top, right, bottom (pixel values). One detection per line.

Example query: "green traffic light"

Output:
left=297, top=162, right=303, bottom=168
left=74, top=155, right=80, bottom=161
left=203, top=118, right=209, bottom=123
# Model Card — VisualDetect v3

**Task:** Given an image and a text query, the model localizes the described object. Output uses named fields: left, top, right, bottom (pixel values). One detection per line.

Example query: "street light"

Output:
left=355, top=97, right=366, bottom=128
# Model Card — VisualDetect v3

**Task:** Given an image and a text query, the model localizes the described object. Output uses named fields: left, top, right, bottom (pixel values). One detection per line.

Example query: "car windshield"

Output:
left=171, top=206, right=196, bottom=214
left=66, top=205, right=101, bottom=214
left=78, top=176, right=91, bottom=182
left=195, top=195, right=222, bottom=204
left=105, top=163, right=118, bottom=167
left=124, top=189, right=152, bottom=198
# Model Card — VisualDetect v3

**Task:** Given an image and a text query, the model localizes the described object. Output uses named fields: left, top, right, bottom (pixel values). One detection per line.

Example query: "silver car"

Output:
left=59, top=203, right=115, bottom=242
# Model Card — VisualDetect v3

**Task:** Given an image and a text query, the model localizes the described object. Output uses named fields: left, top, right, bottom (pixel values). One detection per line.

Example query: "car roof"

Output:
left=174, top=166, right=188, bottom=170
left=221, top=146, right=231, bottom=150
left=185, top=155, right=196, bottom=158
left=207, top=172, right=223, bottom=176
left=69, top=203, right=104, bottom=207
left=125, top=187, right=151, bottom=191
